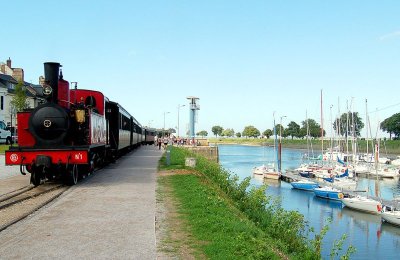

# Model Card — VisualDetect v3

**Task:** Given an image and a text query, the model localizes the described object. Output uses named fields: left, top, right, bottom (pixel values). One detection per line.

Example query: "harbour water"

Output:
left=218, top=144, right=400, bottom=259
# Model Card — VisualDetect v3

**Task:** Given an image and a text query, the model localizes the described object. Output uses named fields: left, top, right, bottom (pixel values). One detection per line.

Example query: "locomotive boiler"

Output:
left=5, top=62, right=144, bottom=186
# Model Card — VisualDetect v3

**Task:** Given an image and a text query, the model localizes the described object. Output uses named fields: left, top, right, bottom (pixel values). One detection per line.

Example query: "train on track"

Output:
left=5, top=62, right=156, bottom=186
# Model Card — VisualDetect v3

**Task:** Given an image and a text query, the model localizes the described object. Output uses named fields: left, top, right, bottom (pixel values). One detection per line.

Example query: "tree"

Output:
left=298, top=127, right=307, bottom=139
left=196, top=130, right=208, bottom=137
left=10, top=81, right=28, bottom=112
left=222, top=128, right=235, bottom=137
left=274, top=123, right=284, bottom=137
left=211, top=125, right=223, bottom=137
left=263, top=129, right=273, bottom=138
left=235, top=132, right=241, bottom=138
left=300, top=119, right=324, bottom=138
left=333, top=112, right=364, bottom=137
left=381, top=113, right=400, bottom=139
left=242, top=125, right=260, bottom=138
left=286, top=121, right=300, bottom=140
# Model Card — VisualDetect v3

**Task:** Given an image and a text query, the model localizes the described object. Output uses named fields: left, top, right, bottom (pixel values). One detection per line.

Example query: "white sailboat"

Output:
left=381, top=206, right=400, bottom=226
left=252, top=113, right=281, bottom=180
left=341, top=100, right=382, bottom=215
left=341, top=195, right=382, bottom=214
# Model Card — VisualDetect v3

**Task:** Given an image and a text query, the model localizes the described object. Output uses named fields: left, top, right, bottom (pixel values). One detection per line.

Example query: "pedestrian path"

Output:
left=0, top=145, right=162, bottom=259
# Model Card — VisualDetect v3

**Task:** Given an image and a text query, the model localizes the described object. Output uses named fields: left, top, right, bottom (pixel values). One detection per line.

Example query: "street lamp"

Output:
left=177, top=104, right=186, bottom=138
left=163, top=111, right=170, bottom=137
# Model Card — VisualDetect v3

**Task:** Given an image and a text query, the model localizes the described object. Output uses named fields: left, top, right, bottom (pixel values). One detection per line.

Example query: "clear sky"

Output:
left=2, top=1, right=400, bottom=138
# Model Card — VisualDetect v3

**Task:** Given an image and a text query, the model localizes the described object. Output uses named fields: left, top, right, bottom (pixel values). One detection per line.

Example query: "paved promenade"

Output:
left=0, top=145, right=162, bottom=259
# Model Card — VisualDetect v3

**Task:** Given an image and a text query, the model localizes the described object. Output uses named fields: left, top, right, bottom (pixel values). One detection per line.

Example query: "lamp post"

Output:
left=278, top=115, right=287, bottom=173
left=163, top=111, right=170, bottom=137
left=177, top=104, right=186, bottom=138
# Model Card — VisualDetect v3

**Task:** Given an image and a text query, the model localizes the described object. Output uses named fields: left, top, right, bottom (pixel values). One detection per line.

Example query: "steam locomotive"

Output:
left=5, top=62, right=155, bottom=186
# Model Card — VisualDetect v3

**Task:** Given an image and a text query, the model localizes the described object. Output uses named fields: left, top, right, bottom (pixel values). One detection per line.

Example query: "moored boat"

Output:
left=341, top=195, right=382, bottom=214
left=253, top=163, right=280, bottom=180
left=381, top=205, right=400, bottom=226
left=314, top=186, right=343, bottom=201
left=253, top=165, right=267, bottom=176
left=290, top=180, right=319, bottom=191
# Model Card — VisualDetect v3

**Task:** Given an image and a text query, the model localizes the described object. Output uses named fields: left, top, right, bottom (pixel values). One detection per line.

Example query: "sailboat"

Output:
left=341, top=104, right=382, bottom=214
left=290, top=179, right=319, bottom=191
left=381, top=205, right=400, bottom=226
left=252, top=113, right=280, bottom=180
left=314, top=186, right=343, bottom=201
left=341, top=195, right=382, bottom=214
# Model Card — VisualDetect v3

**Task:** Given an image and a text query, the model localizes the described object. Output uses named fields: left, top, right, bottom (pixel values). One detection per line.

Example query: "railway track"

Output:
left=0, top=183, right=69, bottom=232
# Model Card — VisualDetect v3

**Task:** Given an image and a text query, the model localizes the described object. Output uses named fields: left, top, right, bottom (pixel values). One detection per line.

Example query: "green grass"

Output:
left=159, top=146, right=323, bottom=259
left=163, top=173, right=284, bottom=259
left=0, top=144, right=10, bottom=154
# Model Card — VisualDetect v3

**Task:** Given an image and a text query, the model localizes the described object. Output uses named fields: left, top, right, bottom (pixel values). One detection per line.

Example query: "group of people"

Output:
left=154, top=136, right=169, bottom=150
left=154, top=135, right=196, bottom=150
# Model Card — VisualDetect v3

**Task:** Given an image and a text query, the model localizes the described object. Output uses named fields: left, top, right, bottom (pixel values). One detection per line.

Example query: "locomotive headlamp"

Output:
left=43, top=84, right=53, bottom=96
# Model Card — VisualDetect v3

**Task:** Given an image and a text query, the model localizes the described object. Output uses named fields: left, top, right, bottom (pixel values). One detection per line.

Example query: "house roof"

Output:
left=0, top=74, right=18, bottom=84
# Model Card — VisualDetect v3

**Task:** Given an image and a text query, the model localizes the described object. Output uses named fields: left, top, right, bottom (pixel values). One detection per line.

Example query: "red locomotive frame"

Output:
left=5, top=62, right=147, bottom=186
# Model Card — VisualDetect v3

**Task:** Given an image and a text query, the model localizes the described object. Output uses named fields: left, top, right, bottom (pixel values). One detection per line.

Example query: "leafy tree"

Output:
left=10, top=81, right=28, bottom=112
left=283, top=128, right=290, bottom=138
left=381, top=113, right=400, bottom=139
left=275, top=123, right=284, bottom=137
left=300, top=119, right=325, bottom=138
left=263, top=129, right=273, bottom=138
left=235, top=132, right=241, bottom=138
left=222, top=128, right=235, bottom=137
left=286, top=121, right=300, bottom=140
left=298, top=127, right=307, bottom=139
left=211, top=125, right=223, bottom=137
left=333, top=112, right=364, bottom=137
left=242, top=125, right=260, bottom=138
left=196, top=130, right=208, bottom=137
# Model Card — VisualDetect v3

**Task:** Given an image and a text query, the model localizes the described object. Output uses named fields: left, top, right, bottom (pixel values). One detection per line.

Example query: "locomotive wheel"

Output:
left=88, top=160, right=94, bottom=176
left=31, top=166, right=43, bottom=186
left=66, top=164, right=79, bottom=186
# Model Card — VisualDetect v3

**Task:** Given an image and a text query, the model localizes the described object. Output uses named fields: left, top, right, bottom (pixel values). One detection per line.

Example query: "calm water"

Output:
left=218, top=144, right=400, bottom=260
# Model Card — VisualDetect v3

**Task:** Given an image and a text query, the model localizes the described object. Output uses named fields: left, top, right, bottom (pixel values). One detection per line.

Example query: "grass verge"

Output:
left=157, top=146, right=325, bottom=259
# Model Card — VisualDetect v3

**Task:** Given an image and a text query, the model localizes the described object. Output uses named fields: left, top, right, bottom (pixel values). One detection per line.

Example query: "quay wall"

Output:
left=186, top=146, right=219, bottom=163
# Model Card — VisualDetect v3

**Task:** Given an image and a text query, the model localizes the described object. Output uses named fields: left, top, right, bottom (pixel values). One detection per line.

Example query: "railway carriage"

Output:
left=5, top=62, right=147, bottom=186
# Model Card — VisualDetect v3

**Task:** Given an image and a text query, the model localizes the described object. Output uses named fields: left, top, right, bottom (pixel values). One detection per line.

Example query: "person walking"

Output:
left=157, top=136, right=162, bottom=150
left=163, top=136, right=169, bottom=149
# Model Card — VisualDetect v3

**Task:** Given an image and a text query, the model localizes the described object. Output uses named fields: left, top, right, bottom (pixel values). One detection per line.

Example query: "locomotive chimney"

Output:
left=44, top=62, right=60, bottom=104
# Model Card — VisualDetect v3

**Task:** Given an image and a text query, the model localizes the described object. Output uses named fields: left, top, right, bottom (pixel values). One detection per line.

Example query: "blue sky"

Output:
left=2, top=1, right=400, bottom=137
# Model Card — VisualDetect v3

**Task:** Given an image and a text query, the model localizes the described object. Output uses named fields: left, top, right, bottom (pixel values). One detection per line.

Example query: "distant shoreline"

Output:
left=207, top=138, right=400, bottom=158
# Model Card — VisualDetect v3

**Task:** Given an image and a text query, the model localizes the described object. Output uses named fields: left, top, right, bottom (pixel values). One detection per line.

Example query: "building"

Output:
left=0, top=58, right=45, bottom=128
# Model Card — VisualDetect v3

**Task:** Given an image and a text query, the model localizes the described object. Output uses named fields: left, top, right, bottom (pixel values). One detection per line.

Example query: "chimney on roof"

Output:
left=39, top=76, right=45, bottom=85
left=12, top=68, right=24, bottom=82
left=6, top=57, right=11, bottom=68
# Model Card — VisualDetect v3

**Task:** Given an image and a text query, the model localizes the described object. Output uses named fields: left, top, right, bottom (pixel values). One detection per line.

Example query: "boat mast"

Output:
left=273, top=112, right=278, bottom=170
left=365, top=99, right=369, bottom=159
left=320, top=89, right=324, bottom=164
